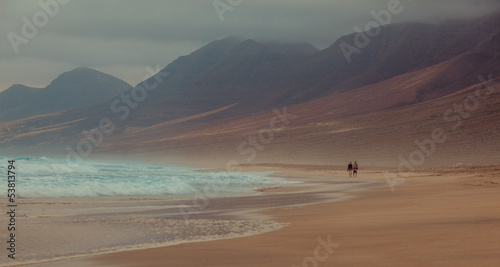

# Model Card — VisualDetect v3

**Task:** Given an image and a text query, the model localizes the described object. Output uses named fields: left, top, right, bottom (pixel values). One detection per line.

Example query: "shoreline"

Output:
left=12, top=164, right=500, bottom=266
left=9, top=164, right=379, bottom=267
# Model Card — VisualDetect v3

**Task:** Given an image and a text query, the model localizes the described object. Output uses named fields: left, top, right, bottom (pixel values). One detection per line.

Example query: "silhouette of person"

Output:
left=353, top=161, right=359, bottom=177
left=347, top=162, right=353, bottom=177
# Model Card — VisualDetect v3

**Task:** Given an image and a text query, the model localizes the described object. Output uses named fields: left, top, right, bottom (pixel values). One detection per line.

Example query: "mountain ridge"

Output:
left=0, top=14, right=498, bottom=166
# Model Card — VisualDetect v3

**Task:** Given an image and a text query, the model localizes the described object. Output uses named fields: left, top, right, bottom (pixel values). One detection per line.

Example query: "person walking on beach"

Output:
left=353, top=161, right=359, bottom=177
left=347, top=162, right=353, bottom=177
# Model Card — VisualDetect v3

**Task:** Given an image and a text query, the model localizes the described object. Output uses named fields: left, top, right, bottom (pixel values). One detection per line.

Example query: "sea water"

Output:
left=0, top=156, right=292, bottom=265
left=0, top=156, right=289, bottom=198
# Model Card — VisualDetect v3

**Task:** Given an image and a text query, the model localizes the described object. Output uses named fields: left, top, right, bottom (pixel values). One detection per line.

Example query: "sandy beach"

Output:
left=15, top=164, right=499, bottom=267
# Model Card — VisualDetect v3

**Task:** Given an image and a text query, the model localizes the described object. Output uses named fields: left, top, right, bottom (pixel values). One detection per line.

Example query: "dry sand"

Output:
left=23, top=164, right=500, bottom=266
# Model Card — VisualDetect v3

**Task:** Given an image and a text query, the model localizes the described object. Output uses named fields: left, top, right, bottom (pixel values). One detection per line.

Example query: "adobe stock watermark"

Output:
left=292, top=235, right=340, bottom=267
left=235, top=107, right=296, bottom=163
left=8, top=0, right=71, bottom=54
left=339, top=0, right=412, bottom=63
left=50, top=65, right=169, bottom=175
left=385, top=74, right=499, bottom=192
left=213, top=0, right=243, bottom=21
left=179, top=106, right=296, bottom=221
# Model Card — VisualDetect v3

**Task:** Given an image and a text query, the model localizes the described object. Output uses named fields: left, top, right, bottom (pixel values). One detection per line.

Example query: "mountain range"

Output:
left=0, top=13, right=499, bottom=167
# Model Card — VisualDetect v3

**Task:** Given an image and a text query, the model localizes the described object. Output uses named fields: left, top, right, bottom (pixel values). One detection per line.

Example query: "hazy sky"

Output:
left=1, top=0, right=499, bottom=92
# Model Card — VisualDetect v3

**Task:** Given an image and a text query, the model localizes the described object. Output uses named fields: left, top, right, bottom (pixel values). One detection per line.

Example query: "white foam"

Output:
left=0, top=157, right=290, bottom=198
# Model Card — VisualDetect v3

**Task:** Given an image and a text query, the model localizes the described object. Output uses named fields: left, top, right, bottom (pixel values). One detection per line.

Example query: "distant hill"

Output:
left=0, top=84, right=43, bottom=120
left=0, top=67, right=132, bottom=122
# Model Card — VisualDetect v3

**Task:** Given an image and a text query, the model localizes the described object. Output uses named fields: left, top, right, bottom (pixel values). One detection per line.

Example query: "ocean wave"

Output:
left=0, top=157, right=288, bottom=198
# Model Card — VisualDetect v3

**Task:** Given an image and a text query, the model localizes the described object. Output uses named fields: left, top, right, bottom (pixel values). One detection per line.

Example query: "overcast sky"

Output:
left=1, top=0, right=499, bottom=92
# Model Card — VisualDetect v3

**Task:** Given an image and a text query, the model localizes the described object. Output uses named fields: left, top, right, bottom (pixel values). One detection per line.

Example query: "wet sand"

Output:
left=14, top=164, right=500, bottom=266
left=6, top=164, right=376, bottom=266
